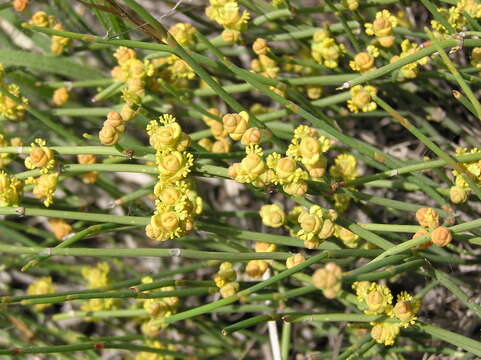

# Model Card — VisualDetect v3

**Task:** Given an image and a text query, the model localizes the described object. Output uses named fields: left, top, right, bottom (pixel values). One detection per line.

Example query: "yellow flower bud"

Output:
left=99, top=125, right=120, bottom=146
left=350, top=52, right=375, bottom=73
left=105, top=111, right=125, bottom=132
left=114, top=47, right=136, bottom=65
left=336, top=226, right=360, bottom=248
left=364, top=283, right=393, bottom=315
left=259, top=204, right=285, bottom=228
left=220, top=281, right=239, bottom=298
left=255, top=241, right=276, bottom=253
left=157, top=151, right=193, bottom=183
left=29, top=172, right=59, bottom=207
left=169, top=23, right=197, bottom=46
left=212, top=138, right=231, bottom=153
left=82, top=262, right=110, bottom=289
left=312, top=262, right=342, bottom=299
left=306, top=85, right=322, bottom=100
left=415, top=207, right=439, bottom=229
left=198, top=138, right=213, bottom=151
left=282, top=181, right=307, bottom=196
left=298, top=211, right=322, bottom=237
left=48, top=218, right=72, bottom=240
left=215, top=262, right=237, bottom=288
left=253, top=38, right=268, bottom=55
left=240, top=153, right=265, bottom=177
left=210, top=120, right=228, bottom=140
left=286, top=254, right=305, bottom=269
left=450, top=186, right=468, bottom=204
left=431, top=226, right=452, bottom=247
left=0, top=171, right=23, bottom=207
left=222, top=29, right=241, bottom=43
left=347, top=85, right=377, bottom=113
left=52, top=87, right=69, bottom=106
left=318, top=219, right=335, bottom=239
left=241, top=127, right=261, bottom=146
left=246, top=260, right=269, bottom=279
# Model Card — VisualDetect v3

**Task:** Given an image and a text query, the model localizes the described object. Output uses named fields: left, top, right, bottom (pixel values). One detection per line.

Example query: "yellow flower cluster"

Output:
left=0, top=64, right=29, bottom=121
left=205, top=0, right=250, bottom=43
left=28, top=12, right=70, bottom=55
left=295, top=205, right=337, bottom=248
left=334, top=225, right=360, bottom=248
left=390, top=40, right=429, bottom=80
left=13, top=0, right=29, bottom=12
left=365, top=10, right=398, bottom=48
left=25, top=172, right=59, bottom=207
left=471, top=47, right=481, bottom=68
left=0, top=133, right=22, bottom=169
left=312, top=262, right=342, bottom=298
left=449, top=147, right=481, bottom=204
left=353, top=281, right=420, bottom=345
left=111, top=47, right=154, bottom=122
left=0, top=171, right=23, bottom=207
left=414, top=207, right=452, bottom=247
left=23, top=138, right=59, bottom=207
left=99, top=111, right=127, bottom=146
left=27, top=276, right=55, bottom=311
left=287, top=125, right=332, bottom=181
left=138, top=277, right=180, bottom=337
left=311, top=29, right=345, bottom=69
left=145, top=114, right=202, bottom=242
left=135, top=340, right=176, bottom=360
left=431, top=1, right=481, bottom=34
left=214, top=262, right=239, bottom=298
left=52, top=87, right=69, bottom=107
left=349, top=46, right=379, bottom=73
left=347, top=85, right=377, bottom=113
left=81, top=262, right=116, bottom=313
left=250, top=40, right=279, bottom=79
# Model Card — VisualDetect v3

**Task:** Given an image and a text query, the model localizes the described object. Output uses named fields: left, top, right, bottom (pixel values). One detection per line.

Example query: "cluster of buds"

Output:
left=250, top=39, right=279, bottom=79
left=335, top=225, right=360, bottom=248
left=311, top=29, right=345, bottom=69
left=47, top=218, right=72, bottom=241
left=390, top=40, right=429, bottom=80
left=294, top=205, right=337, bottom=248
left=349, top=46, right=379, bottom=73
left=26, top=276, right=55, bottom=311
left=347, top=85, right=377, bottom=113
left=214, top=262, right=239, bottom=298
left=145, top=114, right=202, bottom=242
left=27, top=12, right=70, bottom=55
left=99, top=111, right=127, bottom=146
left=449, top=147, right=481, bottom=204
left=81, top=262, right=116, bottom=313
left=285, top=253, right=305, bottom=269
left=287, top=125, right=332, bottom=181
left=353, top=281, right=420, bottom=345
left=201, top=109, right=261, bottom=154
left=24, top=138, right=59, bottom=207
left=246, top=241, right=276, bottom=279
left=111, top=47, right=154, bottom=123
left=432, top=1, right=481, bottom=34
left=0, top=171, right=23, bottom=207
left=312, top=262, right=342, bottom=298
left=365, top=10, right=398, bottom=48
left=137, top=277, right=180, bottom=337
left=0, top=64, right=29, bottom=121
left=205, top=0, right=250, bottom=43
left=414, top=207, right=452, bottom=247
left=0, top=133, right=22, bottom=169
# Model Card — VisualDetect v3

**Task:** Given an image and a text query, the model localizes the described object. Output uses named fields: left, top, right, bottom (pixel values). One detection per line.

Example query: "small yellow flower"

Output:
left=168, top=23, right=197, bottom=46
left=365, top=10, right=398, bottom=48
left=24, top=138, right=55, bottom=174
left=311, top=32, right=345, bottom=68
left=27, top=276, right=55, bottom=310
left=350, top=52, right=375, bottom=73
left=330, top=154, right=358, bottom=182
left=347, top=85, right=377, bottom=113
left=246, top=260, right=269, bottom=279
left=259, top=204, right=285, bottom=228
left=450, top=186, right=468, bottom=204
left=220, top=281, right=239, bottom=298
left=0, top=171, right=23, bottom=207
left=312, top=262, right=342, bottom=299
left=114, top=47, right=137, bottom=65
left=255, top=241, right=276, bottom=253
left=222, top=111, right=249, bottom=141
left=241, top=127, right=261, bottom=146
left=370, top=322, right=400, bottom=346
left=431, top=226, right=452, bottom=247
left=214, top=262, right=237, bottom=288
left=286, top=254, right=305, bottom=269
left=0, top=83, right=29, bottom=121
left=82, top=262, right=110, bottom=289
left=212, top=138, right=231, bottom=153
left=364, top=283, right=393, bottom=315
left=13, top=0, right=29, bottom=12
left=415, top=207, right=439, bottom=229
left=391, top=291, right=420, bottom=327
left=252, top=38, right=269, bottom=55
left=156, top=151, right=194, bottom=184
left=52, top=87, right=69, bottom=106
left=27, top=172, right=59, bottom=207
